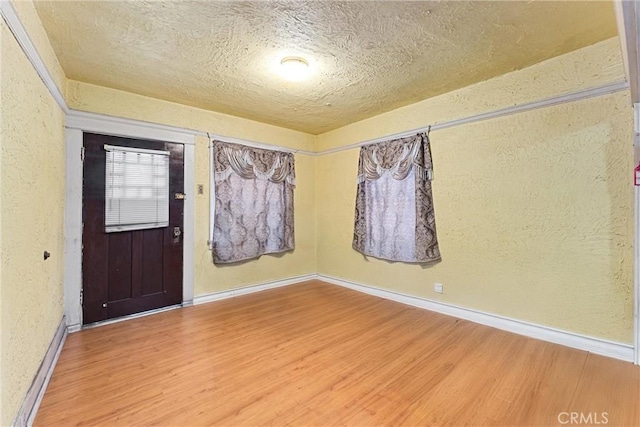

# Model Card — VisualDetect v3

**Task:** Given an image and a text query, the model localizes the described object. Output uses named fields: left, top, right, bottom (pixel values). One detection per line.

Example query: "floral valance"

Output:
left=213, top=140, right=295, bottom=186
left=353, top=132, right=440, bottom=263
left=211, top=140, right=295, bottom=264
left=357, top=133, right=432, bottom=184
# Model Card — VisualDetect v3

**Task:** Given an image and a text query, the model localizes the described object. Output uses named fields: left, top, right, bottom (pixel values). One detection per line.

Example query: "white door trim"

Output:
left=66, top=109, right=197, bottom=145
left=64, top=113, right=197, bottom=331
left=615, top=0, right=640, bottom=364
left=634, top=103, right=640, bottom=365
left=635, top=184, right=640, bottom=365
left=64, top=129, right=84, bottom=329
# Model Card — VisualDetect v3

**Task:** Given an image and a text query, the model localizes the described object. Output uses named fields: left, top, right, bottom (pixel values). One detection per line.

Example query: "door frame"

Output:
left=64, top=110, right=197, bottom=331
left=615, top=0, right=640, bottom=366
left=635, top=104, right=640, bottom=365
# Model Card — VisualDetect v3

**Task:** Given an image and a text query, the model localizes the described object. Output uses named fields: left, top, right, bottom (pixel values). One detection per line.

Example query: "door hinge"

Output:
left=80, top=289, right=83, bottom=306
left=80, top=146, right=85, bottom=162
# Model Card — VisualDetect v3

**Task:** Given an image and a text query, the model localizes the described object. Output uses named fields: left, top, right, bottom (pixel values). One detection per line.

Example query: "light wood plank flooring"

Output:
left=36, top=280, right=639, bottom=426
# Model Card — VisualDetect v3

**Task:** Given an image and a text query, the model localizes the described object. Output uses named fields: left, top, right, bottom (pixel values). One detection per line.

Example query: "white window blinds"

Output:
left=104, top=144, right=170, bottom=233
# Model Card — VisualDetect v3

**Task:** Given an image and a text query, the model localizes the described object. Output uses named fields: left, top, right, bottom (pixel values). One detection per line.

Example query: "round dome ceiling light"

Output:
left=280, top=56, right=310, bottom=82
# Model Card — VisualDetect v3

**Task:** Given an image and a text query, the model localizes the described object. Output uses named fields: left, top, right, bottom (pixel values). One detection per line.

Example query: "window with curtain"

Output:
left=352, top=133, right=440, bottom=263
left=210, top=141, right=295, bottom=264
left=104, top=144, right=170, bottom=233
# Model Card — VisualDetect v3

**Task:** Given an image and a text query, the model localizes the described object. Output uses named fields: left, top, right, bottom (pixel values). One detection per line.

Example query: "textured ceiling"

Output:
left=34, top=1, right=618, bottom=134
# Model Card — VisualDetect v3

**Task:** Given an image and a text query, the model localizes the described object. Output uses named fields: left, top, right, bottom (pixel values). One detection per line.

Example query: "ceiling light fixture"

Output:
left=280, top=56, right=310, bottom=82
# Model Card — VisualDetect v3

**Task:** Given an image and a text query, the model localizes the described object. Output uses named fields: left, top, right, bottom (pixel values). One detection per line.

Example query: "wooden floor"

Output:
left=36, top=280, right=639, bottom=426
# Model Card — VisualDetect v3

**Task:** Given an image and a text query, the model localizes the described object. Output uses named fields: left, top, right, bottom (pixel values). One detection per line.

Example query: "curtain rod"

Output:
left=202, top=80, right=628, bottom=157
left=317, top=80, right=630, bottom=156
left=203, top=131, right=315, bottom=156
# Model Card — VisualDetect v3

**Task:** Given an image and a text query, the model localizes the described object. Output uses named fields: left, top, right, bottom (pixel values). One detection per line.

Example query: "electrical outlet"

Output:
left=434, top=283, right=444, bottom=294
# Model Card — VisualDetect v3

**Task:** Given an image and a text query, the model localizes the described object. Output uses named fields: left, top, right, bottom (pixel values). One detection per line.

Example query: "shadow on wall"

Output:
left=212, top=249, right=294, bottom=268
left=356, top=253, right=442, bottom=270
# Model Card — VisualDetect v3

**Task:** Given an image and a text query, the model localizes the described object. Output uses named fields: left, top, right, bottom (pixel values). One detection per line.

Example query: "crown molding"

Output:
left=0, top=0, right=68, bottom=113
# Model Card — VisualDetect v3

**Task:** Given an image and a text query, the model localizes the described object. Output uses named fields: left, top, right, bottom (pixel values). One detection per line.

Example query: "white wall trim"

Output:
left=0, top=0, right=68, bottom=113
left=2, top=0, right=630, bottom=161
left=193, top=274, right=317, bottom=305
left=203, top=132, right=316, bottom=157
left=185, top=273, right=636, bottom=363
left=66, top=110, right=198, bottom=145
left=61, top=157, right=82, bottom=335
left=634, top=103, right=640, bottom=365
left=635, top=183, right=640, bottom=365
left=183, top=143, right=195, bottom=305
left=80, top=304, right=183, bottom=330
left=208, top=140, right=216, bottom=250
left=317, top=81, right=630, bottom=156
left=65, top=111, right=321, bottom=157
left=12, top=316, right=67, bottom=427
left=318, top=274, right=635, bottom=363
left=614, top=1, right=640, bottom=104
left=11, top=271, right=637, bottom=427
left=1, top=0, right=311, bottom=158
left=63, top=129, right=83, bottom=329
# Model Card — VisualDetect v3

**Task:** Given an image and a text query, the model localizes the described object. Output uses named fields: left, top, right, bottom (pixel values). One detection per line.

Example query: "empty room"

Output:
left=2, top=0, right=640, bottom=425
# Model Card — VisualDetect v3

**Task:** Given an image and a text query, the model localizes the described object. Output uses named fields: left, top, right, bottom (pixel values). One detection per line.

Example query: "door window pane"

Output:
left=104, top=144, right=170, bottom=233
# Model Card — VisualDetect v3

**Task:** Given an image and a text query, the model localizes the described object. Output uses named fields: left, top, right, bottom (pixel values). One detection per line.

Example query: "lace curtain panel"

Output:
left=212, top=141, right=295, bottom=264
left=353, top=133, right=441, bottom=263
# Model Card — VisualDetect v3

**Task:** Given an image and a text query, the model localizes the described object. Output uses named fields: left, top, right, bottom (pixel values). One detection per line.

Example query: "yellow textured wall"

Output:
left=318, top=38, right=625, bottom=152
left=0, top=19, right=66, bottom=425
left=66, top=81, right=316, bottom=152
left=316, top=38, right=634, bottom=343
left=9, top=0, right=66, bottom=98
left=1, top=6, right=635, bottom=422
left=195, top=141, right=316, bottom=294
left=67, top=81, right=317, bottom=295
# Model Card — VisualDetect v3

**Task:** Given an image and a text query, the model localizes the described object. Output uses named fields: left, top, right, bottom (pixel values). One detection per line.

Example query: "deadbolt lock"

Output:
left=173, top=226, right=182, bottom=238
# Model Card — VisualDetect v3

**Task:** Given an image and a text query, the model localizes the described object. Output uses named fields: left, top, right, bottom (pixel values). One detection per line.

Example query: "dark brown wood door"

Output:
left=82, top=133, right=184, bottom=324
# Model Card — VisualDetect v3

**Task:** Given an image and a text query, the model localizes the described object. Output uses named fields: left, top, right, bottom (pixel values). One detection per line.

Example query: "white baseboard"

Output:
left=68, top=274, right=314, bottom=331
left=66, top=324, right=82, bottom=333
left=318, top=274, right=635, bottom=363
left=13, top=273, right=633, bottom=427
left=193, top=274, right=318, bottom=305
left=79, top=304, right=183, bottom=331
left=67, top=301, right=193, bottom=333
left=13, top=316, right=67, bottom=427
